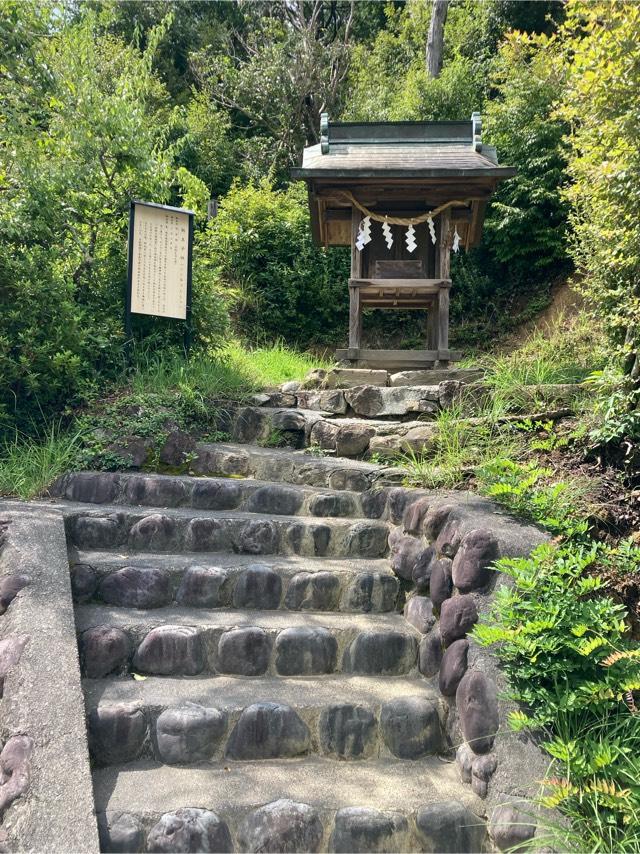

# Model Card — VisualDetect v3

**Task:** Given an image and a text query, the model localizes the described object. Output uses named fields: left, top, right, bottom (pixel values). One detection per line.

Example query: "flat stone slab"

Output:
left=324, top=369, right=389, bottom=389
left=389, top=369, right=484, bottom=386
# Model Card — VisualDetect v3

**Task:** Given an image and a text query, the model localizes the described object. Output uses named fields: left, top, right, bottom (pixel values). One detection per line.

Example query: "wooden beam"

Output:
left=349, top=285, right=362, bottom=349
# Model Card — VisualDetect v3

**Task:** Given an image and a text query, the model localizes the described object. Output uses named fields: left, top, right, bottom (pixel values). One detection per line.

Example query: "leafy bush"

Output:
left=204, top=181, right=350, bottom=344
left=472, top=541, right=640, bottom=851
left=557, top=2, right=640, bottom=381
left=0, top=8, right=230, bottom=436
left=483, top=31, right=570, bottom=280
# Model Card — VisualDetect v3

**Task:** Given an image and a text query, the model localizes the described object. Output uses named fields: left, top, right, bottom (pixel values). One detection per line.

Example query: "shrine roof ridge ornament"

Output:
left=320, top=113, right=481, bottom=153
left=292, top=112, right=515, bottom=181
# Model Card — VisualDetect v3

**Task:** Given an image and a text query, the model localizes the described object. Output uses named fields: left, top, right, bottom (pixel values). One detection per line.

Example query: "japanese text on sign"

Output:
left=130, top=204, right=189, bottom=319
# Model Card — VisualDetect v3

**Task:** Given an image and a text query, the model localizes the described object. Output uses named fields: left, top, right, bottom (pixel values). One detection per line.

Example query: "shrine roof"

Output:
left=291, top=115, right=515, bottom=181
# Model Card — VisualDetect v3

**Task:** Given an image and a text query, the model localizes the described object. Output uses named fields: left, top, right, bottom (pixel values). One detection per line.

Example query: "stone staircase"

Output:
left=50, top=448, right=495, bottom=853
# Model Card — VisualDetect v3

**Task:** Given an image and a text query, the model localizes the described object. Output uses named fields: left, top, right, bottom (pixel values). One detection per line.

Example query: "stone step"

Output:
left=260, top=384, right=448, bottom=418
left=57, top=502, right=390, bottom=559
left=53, top=470, right=384, bottom=519
left=94, top=758, right=485, bottom=853
left=227, top=406, right=432, bottom=457
left=75, top=605, right=420, bottom=679
left=71, top=551, right=401, bottom=614
left=84, top=674, right=445, bottom=767
left=303, top=366, right=484, bottom=389
left=190, top=441, right=405, bottom=489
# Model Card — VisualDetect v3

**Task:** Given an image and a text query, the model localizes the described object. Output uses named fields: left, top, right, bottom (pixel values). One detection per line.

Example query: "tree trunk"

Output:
left=426, top=0, right=449, bottom=78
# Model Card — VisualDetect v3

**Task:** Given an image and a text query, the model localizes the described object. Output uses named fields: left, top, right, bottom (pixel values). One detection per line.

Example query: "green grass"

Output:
left=0, top=424, right=83, bottom=499
left=481, top=311, right=607, bottom=390
left=396, top=394, right=519, bottom=489
left=129, top=340, right=332, bottom=399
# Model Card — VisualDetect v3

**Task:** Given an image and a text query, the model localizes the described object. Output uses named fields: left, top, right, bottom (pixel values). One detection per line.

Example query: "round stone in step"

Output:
left=380, top=696, right=443, bottom=759
left=439, top=639, right=469, bottom=696
left=245, top=485, right=303, bottom=516
left=217, top=627, right=271, bottom=676
left=88, top=703, right=147, bottom=765
left=71, top=563, right=98, bottom=603
left=81, top=625, right=130, bottom=679
left=415, top=800, right=487, bottom=853
left=439, top=595, right=478, bottom=646
left=99, top=566, right=171, bottom=609
left=234, top=519, right=278, bottom=555
left=156, top=704, right=226, bottom=765
left=342, top=572, right=399, bottom=613
left=403, top=596, right=435, bottom=634
left=123, top=475, right=188, bottom=508
left=429, top=558, right=453, bottom=609
left=237, top=799, right=323, bottom=853
left=284, top=571, right=340, bottom=611
left=319, top=704, right=376, bottom=759
left=133, top=626, right=205, bottom=676
left=489, top=802, right=536, bottom=852
left=147, top=808, right=232, bottom=853
left=176, top=565, right=228, bottom=608
left=342, top=630, right=417, bottom=676
left=99, top=812, right=145, bottom=854
left=418, top=629, right=443, bottom=678
left=456, top=671, right=499, bottom=755
left=225, top=702, right=310, bottom=760
left=412, top=545, right=436, bottom=593
left=345, top=521, right=389, bottom=559
left=274, top=627, right=337, bottom=675
left=232, top=564, right=282, bottom=609
left=452, top=528, right=499, bottom=593
left=402, top=496, right=431, bottom=535
left=71, top=515, right=121, bottom=549
left=330, top=807, right=409, bottom=853
left=128, top=514, right=177, bottom=551
left=422, top=504, right=455, bottom=541
left=184, top=518, right=228, bottom=552
left=0, top=573, right=29, bottom=614
left=309, top=492, right=357, bottom=518
left=435, top=517, right=462, bottom=558
left=360, top=489, right=388, bottom=520
left=390, top=535, right=423, bottom=581
left=191, top=480, right=242, bottom=511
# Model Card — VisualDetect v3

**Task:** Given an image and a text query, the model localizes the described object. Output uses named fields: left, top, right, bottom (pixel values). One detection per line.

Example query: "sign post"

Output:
left=125, top=200, right=195, bottom=357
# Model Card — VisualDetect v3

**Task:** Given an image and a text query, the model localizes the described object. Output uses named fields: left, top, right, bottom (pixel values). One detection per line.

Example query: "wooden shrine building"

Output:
left=291, top=114, right=514, bottom=370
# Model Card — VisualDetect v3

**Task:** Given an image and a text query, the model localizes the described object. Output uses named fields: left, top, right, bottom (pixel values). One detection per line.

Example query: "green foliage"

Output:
left=205, top=181, right=349, bottom=344
left=472, top=539, right=640, bottom=851
left=0, top=6, right=231, bottom=436
left=476, top=457, right=591, bottom=539
left=0, top=424, right=85, bottom=500
left=483, top=31, right=570, bottom=279
left=556, top=2, right=640, bottom=381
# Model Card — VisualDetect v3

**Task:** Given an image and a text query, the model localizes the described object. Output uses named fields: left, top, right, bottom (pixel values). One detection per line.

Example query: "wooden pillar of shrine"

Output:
left=348, top=206, right=363, bottom=354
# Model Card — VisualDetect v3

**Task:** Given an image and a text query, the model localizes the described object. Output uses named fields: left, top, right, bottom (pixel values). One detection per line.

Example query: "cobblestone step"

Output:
left=57, top=502, right=390, bottom=559
left=54, top=470, right=389, bottom=519
left=94, top=758, right=486, bottom=853
left=70, top=551, right=401, bottom=614
left=75, top=605, right=420, bottom=680
left=189, top=442, right=406, bottom=489
left=226, top=405, right=431, bottom=457
left=84, top=674, right=445, bottom=767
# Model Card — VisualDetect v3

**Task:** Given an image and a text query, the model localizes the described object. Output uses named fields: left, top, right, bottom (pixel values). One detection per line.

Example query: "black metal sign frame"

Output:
left=125, top=199, right=195, bottom=356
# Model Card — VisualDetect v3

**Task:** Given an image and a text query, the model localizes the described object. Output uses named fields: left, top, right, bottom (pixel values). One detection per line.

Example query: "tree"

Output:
left=426, top=0, right=449, bottom=78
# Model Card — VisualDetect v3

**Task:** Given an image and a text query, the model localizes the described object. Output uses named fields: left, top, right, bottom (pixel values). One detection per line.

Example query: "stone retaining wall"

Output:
left=0, top=504, right=99, bottom=853
left=386, top=489, right=553, bottom=850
